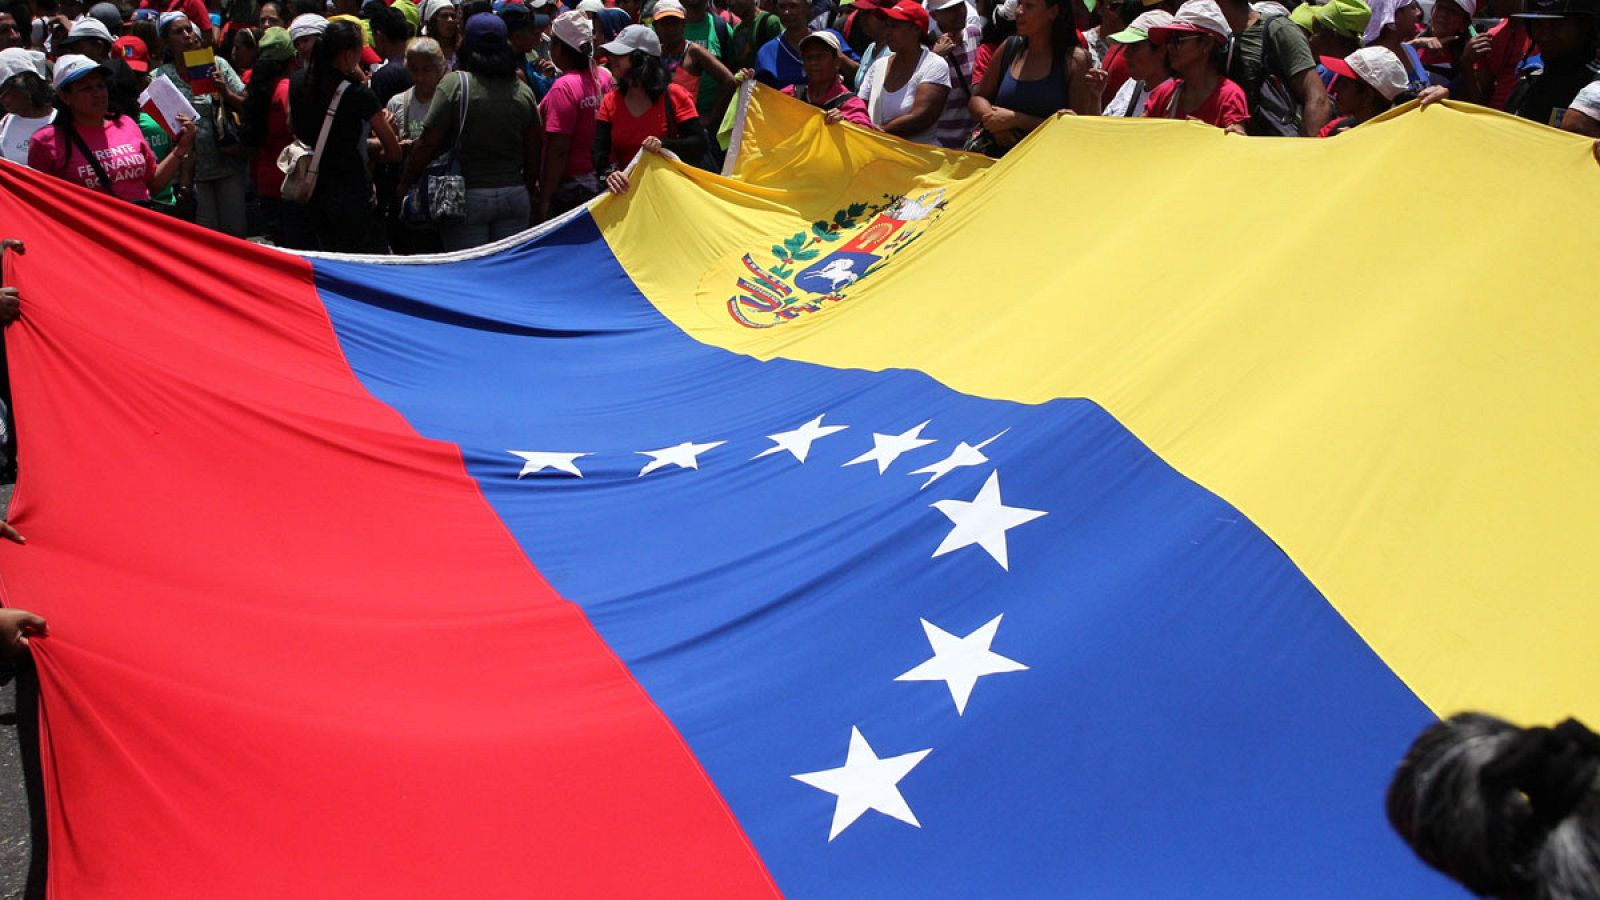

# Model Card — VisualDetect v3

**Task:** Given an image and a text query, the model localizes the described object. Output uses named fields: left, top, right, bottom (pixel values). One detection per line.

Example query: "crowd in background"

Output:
left=0, top=0, right=1596, bottom=252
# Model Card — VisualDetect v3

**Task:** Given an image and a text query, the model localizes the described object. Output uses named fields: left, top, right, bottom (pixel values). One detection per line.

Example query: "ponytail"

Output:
left=1387, top=712, right=1600, bottom=900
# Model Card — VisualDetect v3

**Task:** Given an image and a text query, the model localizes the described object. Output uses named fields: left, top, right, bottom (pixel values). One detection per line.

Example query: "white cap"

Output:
left=1363, top=0, right=1416, bottom=45
left=551, top=9, right=593, bottom=50
left=0, top=47, right=48, bottom=85
left=527, top=0, right=557, bottom=8
left=1342, top=45, right=1409, bottom=99
left=63, top=16, right=114, bottom=45
left=289, top=13, right=329, bottom=39
left=1163, top=0, right=1231, bottom=40
left=651, top=0, right=686, bottom=16
left=51, top=53, right=106, bottom=90
left=575, top=0, right=607, bottom=12
left=1438, top=0, right=1476, bottom=16
left=419, top=0, right=454, bottom=24
left=1108, top=8, right=1174, bottom=42
left=1568, top=80, right=1600, bottom=122
left=799, top=29, right=842, bottom=50
left=599, top=22, right=660, bottom=55
left=992, top=0, right=1017, bottom=20
left=1250, top=1, right=1291, bottom=16
left=929, top=0, right=967, bottom=11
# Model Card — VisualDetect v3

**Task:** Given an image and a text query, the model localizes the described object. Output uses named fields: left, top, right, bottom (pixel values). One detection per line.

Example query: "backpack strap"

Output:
left=305, top=81, right=349, bottom=185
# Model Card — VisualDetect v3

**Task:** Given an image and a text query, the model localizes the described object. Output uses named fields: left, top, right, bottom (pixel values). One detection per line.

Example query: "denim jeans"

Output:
left=442, top=185, right=531, bottom=252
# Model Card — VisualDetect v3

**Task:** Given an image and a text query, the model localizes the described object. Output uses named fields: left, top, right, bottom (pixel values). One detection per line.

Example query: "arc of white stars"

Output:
left=909, top=429, right=1008, bottom=489
left=842, top=421, right=936, bottom=475
left=930, top=470, right=1047, bottom=570
left=753, top=415, right=849, bottom=464
left=791, top=727, right=933, bottom=841
left=636, top=440, right=726, bottom=477
left=508, top=450, right=591, bottom=478
left=896, top=615, right=1028, bottom=715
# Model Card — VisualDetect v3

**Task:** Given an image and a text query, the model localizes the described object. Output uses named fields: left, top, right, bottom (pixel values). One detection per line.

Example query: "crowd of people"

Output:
left=0, top=0, right=1596, bottom=252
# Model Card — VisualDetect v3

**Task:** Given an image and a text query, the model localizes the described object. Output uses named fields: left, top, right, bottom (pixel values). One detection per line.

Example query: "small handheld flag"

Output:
left=180, top=47, right=218, bottom=95
left=137, top=74, right=200, bottom=140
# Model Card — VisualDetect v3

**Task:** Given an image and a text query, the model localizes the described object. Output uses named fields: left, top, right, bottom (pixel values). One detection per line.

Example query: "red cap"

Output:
left=113, top=35, right=151, bottom=72
left=360, top=44, right=383, bottom=66
left=1318, top=54, right=1357, bottom=82
left=882, top=0, right=929, bottom=32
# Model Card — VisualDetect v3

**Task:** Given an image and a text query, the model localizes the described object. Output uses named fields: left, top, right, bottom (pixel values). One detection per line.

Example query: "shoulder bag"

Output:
left=401, top=71, right=470, bottom=226
left=278, top=80, right=350, bottom=203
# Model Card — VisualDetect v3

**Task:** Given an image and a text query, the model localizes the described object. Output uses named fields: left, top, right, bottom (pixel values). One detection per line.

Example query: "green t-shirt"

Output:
left=137, top=113, right=177, bottom=207
left=421, top=71, right=541, bottom=189
left=1228, top=14, right=1316, bottom=130
left=682, top=15, right=730, bottom=115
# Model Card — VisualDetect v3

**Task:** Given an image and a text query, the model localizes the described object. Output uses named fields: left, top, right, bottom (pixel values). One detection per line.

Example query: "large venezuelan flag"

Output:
left=0, top=85, right=1594, bottom=897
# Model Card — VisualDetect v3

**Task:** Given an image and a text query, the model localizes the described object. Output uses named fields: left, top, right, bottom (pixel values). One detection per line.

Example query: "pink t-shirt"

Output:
left=540, top=67, right=614, bottom=181
left=27, top=116, right=157, bottom=203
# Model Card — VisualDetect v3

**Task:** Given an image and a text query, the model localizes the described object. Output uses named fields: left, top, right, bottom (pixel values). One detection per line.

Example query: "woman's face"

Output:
left=64, top=71, right=109, bottom=120
left=0, top=83, right=26, bottom=115
left=1428, top=0, right=1469, bottom=39
left=883, top=17, right=920, bottom=51
left=407, top=53, right=445, bottom=92
left=1161, top=31, right=1210, bottom=71
left=1014, top=0, right=1057, bottom=39
left=860, top=9, right=886, bottom=39
left=1390, top=2, right=1421, bottom=40
left=167, top=19, right=201, bottom=53
left=605, top=50, right=634, bottom=78
left=1123, top=38, right=1165, bottom=82
left=799, top=40, right=839, bottom=82
left=431, top=7, right=459, bottom=40
left=259, top=3, right=284, bottom=28
left=1332, top=72, right=1368, bottom=115
left=294, top=33, right=318, bottom=58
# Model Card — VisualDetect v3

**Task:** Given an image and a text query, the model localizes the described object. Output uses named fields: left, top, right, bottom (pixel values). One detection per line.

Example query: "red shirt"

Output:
left=782, top=78, right=874, bottom=130
left=1482, top=18, right=1532, bottom=110
left=252, top=78, right=293, bottom=199
left=1100, top=43, right=1131, bottom=106
left=1143, top=77, right=1250, bottom=129
left=596, top=83, right=697, bottom=167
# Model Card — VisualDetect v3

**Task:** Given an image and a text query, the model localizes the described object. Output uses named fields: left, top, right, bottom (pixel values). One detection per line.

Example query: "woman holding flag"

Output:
left=154, top=12, right=249, bottom=236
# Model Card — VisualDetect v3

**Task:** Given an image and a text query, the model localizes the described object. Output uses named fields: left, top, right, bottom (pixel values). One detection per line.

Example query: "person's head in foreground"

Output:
left=1561, top=81, right=1600, bottom=137
left=1322, top=45, right=1408, bottom=125
left=1388, top=712, right=1600, bottom=900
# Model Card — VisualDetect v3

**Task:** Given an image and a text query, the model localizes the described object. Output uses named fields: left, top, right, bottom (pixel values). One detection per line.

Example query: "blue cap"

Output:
left=464, top=10, right=510, bottom=45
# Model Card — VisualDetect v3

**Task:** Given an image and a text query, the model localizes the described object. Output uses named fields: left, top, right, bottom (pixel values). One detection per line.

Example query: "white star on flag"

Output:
left=909, top=429, right=1007, bottom=489
left=753, top=414, right=849, bottom=463
left=792, top=727, right=933, bottom=841
left=507, top=450, right=591, bottom=478
left=636, top=440, right=726, bottom=477
left=843, top=421, right=936, bottom=474
left=896, top=615, right=1028, bottom=715
left=930, top=471, right=1047, bottom=570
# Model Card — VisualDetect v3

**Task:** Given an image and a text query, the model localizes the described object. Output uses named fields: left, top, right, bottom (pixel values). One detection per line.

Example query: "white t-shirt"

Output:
left=1105, top=78, right=1164, bottom=118
left=0, top=111, right=55, bottom=165
left=858, top=49, right=952, bottom=146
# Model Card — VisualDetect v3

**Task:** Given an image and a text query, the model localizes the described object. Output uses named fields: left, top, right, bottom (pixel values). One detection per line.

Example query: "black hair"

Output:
left=981, top=10, right=1016, bottom=45
left=371, top=5, right=410, bottom=44
left=458, top=33, right=520, bottom=78
left=288, top=0, right=322, bottom=18
left=1388, top=712, right=1600, bottom=900
left=459, top=0, right=491, bottom=20
left=1110, top=0, right=1141, bottom=28
left=106, top=55, right=145, bottom=117
left=128, top=20, right=164, bottom=65
left=1031, top=0, right=1082, bottom=86
left=241, top=54, right=290, bottom=145
left=0, top=71, right=52, bottom=111
left=308, top=18, right=363, bottom=98
left=615, top=48, right=669, bottom=101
